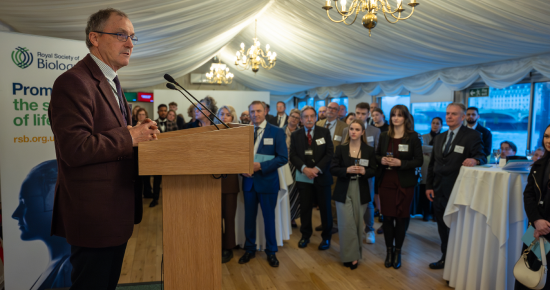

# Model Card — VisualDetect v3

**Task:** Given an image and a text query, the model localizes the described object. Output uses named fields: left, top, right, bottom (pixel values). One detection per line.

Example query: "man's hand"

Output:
left=128, top=119, right=160, bottom=146
left=426, top=189, right=435, bottom=202
left=534, top=219, right=550, bottom=238
left=303, top=167, right=318, bottom=179
left=462, top=158, right=478, bottom=167
left=253, top=162, right=261, bottom=172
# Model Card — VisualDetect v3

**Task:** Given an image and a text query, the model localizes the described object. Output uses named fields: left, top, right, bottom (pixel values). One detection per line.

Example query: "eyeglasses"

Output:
left=290, top=115, right=300, bottom=120
left=327, top=106, right=339, bottom=111
left=93, top=31, right=138, bottom=43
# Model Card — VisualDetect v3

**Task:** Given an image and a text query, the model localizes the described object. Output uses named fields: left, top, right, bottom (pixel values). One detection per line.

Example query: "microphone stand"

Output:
left=165, top=83, right=219, bottom=130
left=164, top=74, right=230, bottom=129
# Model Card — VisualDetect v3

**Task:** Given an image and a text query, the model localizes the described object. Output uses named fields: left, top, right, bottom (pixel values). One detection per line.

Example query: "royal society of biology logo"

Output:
left=12, top=46, right=34, bottom=69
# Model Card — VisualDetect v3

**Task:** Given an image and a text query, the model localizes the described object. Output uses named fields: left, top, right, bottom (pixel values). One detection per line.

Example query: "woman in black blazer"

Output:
left=331, top=119, right=377, bottom=270
left=376, top=105, right=423, bottom=269
left=516, top=124, right=550, bottom=290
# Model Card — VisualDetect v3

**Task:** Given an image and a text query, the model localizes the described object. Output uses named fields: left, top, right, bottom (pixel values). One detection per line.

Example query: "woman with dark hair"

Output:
left=371, top=108, right=389, bottom=133
left=422, top=117, right=443, bottom=146
left=500, top=140, right=517, bottom=158
left=331, top=119, right=377, bottom=270
left=376, top=105, right=423, bottom=269
left=515, top=124, right=550, bottom=290
left=187, top=96, right=218, bottom=128
left=344, top=112, right=356, bottom=125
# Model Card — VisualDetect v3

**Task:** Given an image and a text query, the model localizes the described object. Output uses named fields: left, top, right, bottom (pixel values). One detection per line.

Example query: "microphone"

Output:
left=165, top=83, right=219, bottom=130
left=164, top=74, right=230, bottom=128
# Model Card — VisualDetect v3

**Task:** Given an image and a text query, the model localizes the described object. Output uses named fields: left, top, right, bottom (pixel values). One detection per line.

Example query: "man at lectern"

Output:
left=239, top=101, right=288, bottom=267
left=48, top=8, right=159, bottom=290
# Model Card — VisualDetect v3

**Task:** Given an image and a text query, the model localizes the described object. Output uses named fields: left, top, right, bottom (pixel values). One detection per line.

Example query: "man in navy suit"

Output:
left=238, top=101, right=288, bottom=267
left=466, top=107, right=493, bottom=157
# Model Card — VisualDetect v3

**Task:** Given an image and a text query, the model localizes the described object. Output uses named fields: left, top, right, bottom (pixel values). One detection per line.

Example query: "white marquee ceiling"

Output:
left=1, top=0, right=550, bottom=95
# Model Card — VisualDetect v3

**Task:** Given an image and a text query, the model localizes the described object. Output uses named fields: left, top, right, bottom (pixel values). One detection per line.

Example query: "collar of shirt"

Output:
left=255, top=119, right=267, bottom=130
left=159, top=118, right=167, bottom=123
left=90, top=53, right=118, bottom=92
left=364, top=121, right=369, bottom=129
left=466, top=122, right=478, bottom=130
left=304, top=125, right=315, bottom=136
left=326, top=119, right=336, bottom=127
left=445, top=126, right=462, bottom=146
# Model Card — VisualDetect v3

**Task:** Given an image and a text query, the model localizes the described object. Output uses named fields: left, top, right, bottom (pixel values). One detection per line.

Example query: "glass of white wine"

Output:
left=386, top=152, right=393, bottom=170
left=492, top=149, right=501, bottom=165
left=526, top=150, right=533, bottom=161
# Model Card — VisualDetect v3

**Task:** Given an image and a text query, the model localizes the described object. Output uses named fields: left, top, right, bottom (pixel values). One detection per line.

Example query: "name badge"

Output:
left=316, top=138, right=326, bottom=145
left=334, top=135, right=342, bottom=142
left=264, top=138, right=273, bottom=145
left=359, top=159, right=369, bottom=166
left=367, top=136, right=374, bottom=142
left=305, top=149, right=313, bottom=155
left=398, top=144, right=409, bottom=152
left=454, top=145, right=464, bottom=154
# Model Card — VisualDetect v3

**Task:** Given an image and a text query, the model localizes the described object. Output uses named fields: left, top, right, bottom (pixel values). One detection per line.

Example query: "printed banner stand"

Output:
left=0, top=31, right=88, bottom=290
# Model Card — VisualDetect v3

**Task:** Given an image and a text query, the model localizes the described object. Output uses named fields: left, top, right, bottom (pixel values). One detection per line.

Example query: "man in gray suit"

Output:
left=342, top=102, right=380, bottom=244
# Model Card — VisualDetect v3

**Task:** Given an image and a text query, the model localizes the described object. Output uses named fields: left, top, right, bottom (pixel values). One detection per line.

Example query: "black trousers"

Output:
left=297, top=182, right=332, bottom=241
left=152, top=175, right=162, bottom=201
left=135, top=175, right=153, bottom=198
left=70, top=242, right=127, bottom=290
left=418, top=184, right=433, bottom=219
left=433, top=194, right=450, bottom=259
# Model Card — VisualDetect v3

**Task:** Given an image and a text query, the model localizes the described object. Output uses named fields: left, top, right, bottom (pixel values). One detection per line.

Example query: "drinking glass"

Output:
left=354, top=159, right=360, bottom=179
left=386, top=152, right=393, bottom=170
left=526, top=150, right=533, bottom=161
left=492, top=149, right=501, bottom=165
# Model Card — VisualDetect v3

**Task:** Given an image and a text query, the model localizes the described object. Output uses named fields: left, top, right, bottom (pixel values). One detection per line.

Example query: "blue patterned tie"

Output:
left=112, top=76, right=127, bottom=126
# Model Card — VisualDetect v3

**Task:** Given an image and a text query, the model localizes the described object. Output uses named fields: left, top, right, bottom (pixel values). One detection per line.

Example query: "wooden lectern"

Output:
left=138, top=123, right=253, bottom=289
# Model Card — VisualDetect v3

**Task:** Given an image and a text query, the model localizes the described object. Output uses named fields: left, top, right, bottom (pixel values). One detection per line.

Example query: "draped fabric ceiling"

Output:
left=1, top=0, right=550, bottom=98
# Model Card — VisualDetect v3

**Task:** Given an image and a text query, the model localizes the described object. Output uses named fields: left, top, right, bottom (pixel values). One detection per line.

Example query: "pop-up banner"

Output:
left=0, top=31, right=88, bottom=290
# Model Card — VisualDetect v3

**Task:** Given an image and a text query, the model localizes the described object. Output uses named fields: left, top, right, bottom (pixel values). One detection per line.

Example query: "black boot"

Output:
left=384, top=247, right=393, bottom=268
left=392, top=248, right=401, bottom=269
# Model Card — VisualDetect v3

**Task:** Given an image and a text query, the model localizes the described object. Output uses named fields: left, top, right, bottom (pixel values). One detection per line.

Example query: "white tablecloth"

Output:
left=235, top=164, right=293, bottom=251
left=443, top=166, right=529, bottom=290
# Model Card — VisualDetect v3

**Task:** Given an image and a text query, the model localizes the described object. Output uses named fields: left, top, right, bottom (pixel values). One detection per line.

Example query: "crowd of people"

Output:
left=131, top=96, right=548, bottom=274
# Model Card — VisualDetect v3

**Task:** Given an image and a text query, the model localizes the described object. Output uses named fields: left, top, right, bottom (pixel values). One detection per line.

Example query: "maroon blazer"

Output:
left=48, top=54, right=139, bottom=248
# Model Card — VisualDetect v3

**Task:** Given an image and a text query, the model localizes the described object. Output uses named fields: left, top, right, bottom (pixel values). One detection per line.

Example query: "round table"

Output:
left=443, top=165, right=529, bottom=290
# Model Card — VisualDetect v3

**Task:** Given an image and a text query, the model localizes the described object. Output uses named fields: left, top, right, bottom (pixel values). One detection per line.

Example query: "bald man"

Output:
left=318, top=106, right=327, bottom=121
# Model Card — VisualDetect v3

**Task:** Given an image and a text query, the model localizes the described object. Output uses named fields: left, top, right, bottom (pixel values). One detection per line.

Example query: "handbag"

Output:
left=514, top=237, right=548, bottom=289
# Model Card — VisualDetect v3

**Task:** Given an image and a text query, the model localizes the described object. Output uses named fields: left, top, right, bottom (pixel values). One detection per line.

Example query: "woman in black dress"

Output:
left=376, top=105, right=423, bottom=269
left=516, top=124, right=550, bottom=289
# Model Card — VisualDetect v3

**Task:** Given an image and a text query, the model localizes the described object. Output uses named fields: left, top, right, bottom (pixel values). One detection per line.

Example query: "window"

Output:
left=315, top=100, right=326, bottom=110
left=530, top=82, right=550, bottom=151
left=307, top=97, right=314, bottom=108
left=331, top=97, right=349, bottom=109
left=410, top=102, right=451, bottom=134
left=380, top=95, right=410, bottom=118
left=468, top=83, right=531, bottom=155
left=297, top=100, right=306, bottom=110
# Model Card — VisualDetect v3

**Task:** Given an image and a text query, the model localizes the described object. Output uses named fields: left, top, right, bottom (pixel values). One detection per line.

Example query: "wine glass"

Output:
left=492, top=149, right=501, bottom=165
left=526, top=150, right=533, bottom=161
left=386, top=152, right=393, bottom=170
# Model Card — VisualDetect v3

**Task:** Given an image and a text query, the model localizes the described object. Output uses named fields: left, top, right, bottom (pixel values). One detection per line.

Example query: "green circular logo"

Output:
left=12, top=46, right=33, bottom=69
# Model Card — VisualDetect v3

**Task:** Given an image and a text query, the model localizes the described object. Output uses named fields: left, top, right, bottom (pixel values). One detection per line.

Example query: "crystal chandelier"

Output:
left=234, top=20, right=277, bottom=73
left=322, top=0, right=419, bottom=36
left=205, top=58, right=234, bottom=85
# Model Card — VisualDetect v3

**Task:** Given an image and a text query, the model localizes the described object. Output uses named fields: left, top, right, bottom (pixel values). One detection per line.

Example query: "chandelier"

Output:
left=322, top=0, right=419, bottom=36
left=234, top=19, right=277, bottom=73
left=205, top=58, right=234, bottom=84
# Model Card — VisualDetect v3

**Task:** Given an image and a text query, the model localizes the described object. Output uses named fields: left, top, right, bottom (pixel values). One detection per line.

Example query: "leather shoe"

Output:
left=315, top=225, right=323, bottom=231
left=350, top=261, right=358, bottom=270
left=238, top=252, right=255, bottom=264
left=318, top=239, right=330, bottom=250
left=149, top=200, right=158, bottom=207
left=384, top=247, right=393, bottom=268
left=222, top=249, right=233, bottom=264
left=298, top=239, right=310, bottom=248
left=392, top=248, right=401, bottom=269
left=267, top=254, right=279, bottom=267
left=429, top=259, right=445, bottom=269
left=376, top=226, right=384, bottom=234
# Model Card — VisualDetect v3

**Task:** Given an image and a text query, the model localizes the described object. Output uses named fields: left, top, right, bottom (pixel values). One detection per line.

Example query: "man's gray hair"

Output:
left=447, top=102, right=466, bottom=114
left=249, top=101, right=266, bottom=110
left=301, top=106, right=317, bottom=117
left=85, top=8, right=128, bottom=49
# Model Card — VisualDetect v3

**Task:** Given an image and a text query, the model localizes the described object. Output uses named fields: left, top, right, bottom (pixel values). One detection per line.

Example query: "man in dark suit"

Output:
left=150, top=104, right=178, bottom=207
left=265, top=103, right=277, bottom=125
left=238, top=101, right=288, bottom=267
left=290, top=106, right=334, bottom=250
left=466, top=107, right=492, bottom=157
left=169, top=101, right=186, bottom=130
left=48, top=8, right=159, bottom=290
left=274, top=101, right=289, bottom=128
left=426, top=103, right=487, bottom=270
